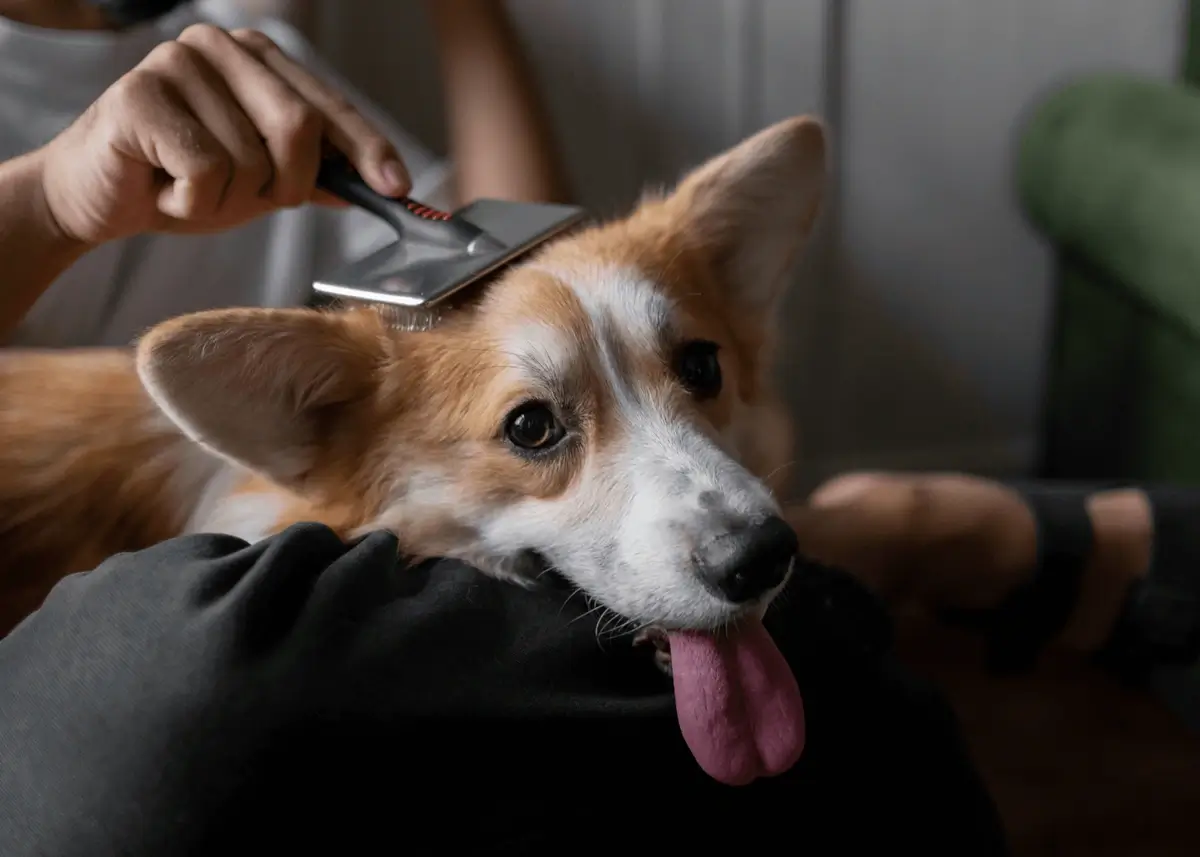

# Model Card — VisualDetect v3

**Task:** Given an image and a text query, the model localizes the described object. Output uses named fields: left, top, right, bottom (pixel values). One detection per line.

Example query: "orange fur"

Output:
left=0, top=350, right=197, bottom=630
left=0, top=115, right=824, bottom=634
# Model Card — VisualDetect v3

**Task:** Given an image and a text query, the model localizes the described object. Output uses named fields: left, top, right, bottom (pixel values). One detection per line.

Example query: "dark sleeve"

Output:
left=1092, top=488, right=1200, bottom=730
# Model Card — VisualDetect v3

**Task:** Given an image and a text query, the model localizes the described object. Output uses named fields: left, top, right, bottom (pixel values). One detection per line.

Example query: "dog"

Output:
left=0, top=116, right=826, bottom=662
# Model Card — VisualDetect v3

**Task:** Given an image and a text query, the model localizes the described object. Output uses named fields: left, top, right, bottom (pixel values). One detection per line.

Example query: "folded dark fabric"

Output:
left=0, top=524, right=1006, bottom=855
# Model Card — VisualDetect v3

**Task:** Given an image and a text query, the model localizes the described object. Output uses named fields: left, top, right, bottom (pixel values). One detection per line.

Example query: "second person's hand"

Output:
left=34, top=24, right=411, bottom=245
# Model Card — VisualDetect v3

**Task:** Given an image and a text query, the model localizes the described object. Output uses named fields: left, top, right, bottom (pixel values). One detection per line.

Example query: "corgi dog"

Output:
left=0, top=116, right=827, bottom=786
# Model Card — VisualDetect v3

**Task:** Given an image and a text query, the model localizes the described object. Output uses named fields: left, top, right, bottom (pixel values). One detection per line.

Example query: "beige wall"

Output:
left=207, top=0, right=1186, bottom=491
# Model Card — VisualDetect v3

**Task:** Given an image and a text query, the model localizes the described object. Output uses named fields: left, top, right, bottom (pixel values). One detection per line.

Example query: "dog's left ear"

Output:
left=136, top=307, right=387, bottom=494
left=666, top=115, right=827, bottom=314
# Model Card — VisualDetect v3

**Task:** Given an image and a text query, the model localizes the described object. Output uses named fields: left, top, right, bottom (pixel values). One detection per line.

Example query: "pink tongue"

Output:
left=668, top=619, right=805, bottom=786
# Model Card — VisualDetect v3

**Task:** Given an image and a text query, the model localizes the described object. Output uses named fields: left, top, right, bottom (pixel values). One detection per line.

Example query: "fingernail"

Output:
left=382, top=159, right=410, bottom=195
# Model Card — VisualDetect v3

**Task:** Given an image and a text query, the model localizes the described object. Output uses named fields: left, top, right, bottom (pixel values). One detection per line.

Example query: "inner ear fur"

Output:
left=662, top=115, right=828, bottom=313
left=136, top=307, right=388, bottom=493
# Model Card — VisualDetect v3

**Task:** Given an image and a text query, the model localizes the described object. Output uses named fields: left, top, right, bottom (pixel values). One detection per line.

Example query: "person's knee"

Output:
left=810, top=471, right=919, bottom=509
left=809, top=471, right=1006, bottom=556
left=810, top=472, right=930, bottom=536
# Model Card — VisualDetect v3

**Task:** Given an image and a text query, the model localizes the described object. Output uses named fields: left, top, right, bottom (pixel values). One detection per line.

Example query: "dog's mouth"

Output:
left=519, top=549, right=806, bottom=788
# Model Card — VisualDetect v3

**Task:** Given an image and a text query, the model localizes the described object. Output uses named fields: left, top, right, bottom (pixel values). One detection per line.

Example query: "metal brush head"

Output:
left=313, top=198, right=587, bottom=309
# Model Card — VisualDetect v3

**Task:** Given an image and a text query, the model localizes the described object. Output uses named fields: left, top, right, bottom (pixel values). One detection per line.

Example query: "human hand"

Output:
left=35, top=24, right=410, bottom=245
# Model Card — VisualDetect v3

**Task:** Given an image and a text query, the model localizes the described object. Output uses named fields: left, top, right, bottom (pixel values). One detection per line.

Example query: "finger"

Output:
left=177, top=24, right=323, bottom=208
left=141, top=36, right=273, bottom=218
left=228, top=28, right=411, bottom=198
left=104, top=68, right=232, bottom=223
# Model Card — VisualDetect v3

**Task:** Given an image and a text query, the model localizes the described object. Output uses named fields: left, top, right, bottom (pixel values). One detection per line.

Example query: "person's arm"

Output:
left=0, top=151, right=90, bottom=340
left=787, top=478, right=1154, bottom=655
left=425, top=0, right=570, bottom=204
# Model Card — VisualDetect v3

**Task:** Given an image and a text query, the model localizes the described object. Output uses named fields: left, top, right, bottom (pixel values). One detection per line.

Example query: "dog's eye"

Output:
left=675, top=340, right=722, bottom=400
left=505, top=402, right=566, bottom=451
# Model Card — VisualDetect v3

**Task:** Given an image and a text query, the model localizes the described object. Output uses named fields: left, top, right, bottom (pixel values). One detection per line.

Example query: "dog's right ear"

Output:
left=658, top=115, right=827, bottom=316
left=136, top=308, right=388, bottom=494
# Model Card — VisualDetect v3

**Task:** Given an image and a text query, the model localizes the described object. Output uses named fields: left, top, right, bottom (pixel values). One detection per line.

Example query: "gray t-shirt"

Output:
left=0, top=3, right=453, bottom=348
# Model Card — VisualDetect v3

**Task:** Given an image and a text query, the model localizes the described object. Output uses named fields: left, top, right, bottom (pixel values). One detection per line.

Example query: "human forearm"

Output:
left=0, top=150, right=89, bottom=341
left=788, top=477, right=1155, bottom=656
left=426, top=0, right=569, bottom=204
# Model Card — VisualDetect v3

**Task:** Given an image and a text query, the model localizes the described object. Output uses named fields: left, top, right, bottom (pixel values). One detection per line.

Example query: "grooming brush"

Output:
left=313, top=158, right=587, bottom=315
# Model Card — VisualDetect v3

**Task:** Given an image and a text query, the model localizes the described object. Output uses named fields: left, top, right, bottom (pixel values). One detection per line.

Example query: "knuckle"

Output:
left=230, top=28, right=278, bottom=54
left=177, top=22, right=230, bottom=50
left=108, top=68, right=165, bottom=108
left=194, top=151, right=232, bottom=184
left=271, top=101, right=323, bottom=142
left=108, top=68, right=147, bottom=101
left=144, top=39, right=199, bottom=71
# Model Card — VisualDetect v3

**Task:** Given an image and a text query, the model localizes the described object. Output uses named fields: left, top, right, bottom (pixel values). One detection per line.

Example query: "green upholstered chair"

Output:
left=1018, top=12, right=1200, bottom=482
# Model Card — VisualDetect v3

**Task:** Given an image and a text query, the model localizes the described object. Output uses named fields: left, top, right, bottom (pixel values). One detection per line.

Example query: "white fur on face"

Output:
left=474, top=263, right=783, bottom=631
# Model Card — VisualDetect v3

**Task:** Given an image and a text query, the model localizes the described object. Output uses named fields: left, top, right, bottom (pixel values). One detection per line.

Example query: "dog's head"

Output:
left=138, top=116, right=827, bottom=631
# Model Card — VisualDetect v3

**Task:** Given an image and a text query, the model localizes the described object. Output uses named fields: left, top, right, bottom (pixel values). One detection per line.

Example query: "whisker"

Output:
left=764, top=460, right=797, bottom=484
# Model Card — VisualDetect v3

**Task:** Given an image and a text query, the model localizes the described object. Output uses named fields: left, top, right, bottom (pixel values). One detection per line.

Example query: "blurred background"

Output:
left=207, top=0, right=1186, bottom=495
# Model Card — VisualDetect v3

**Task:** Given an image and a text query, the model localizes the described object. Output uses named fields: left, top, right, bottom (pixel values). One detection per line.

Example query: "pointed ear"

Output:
left=665, top=115, right=827, bottom=313
left=136, top=308, right=386, bottom=492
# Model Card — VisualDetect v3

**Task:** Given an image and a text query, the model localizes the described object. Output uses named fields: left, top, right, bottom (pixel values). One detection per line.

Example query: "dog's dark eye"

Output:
left=675, top=340, right=722, bottom=400
left=505, top=402, right=565, bottom=451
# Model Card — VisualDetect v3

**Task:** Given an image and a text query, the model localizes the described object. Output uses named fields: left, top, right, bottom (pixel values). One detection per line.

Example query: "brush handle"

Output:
left=315, top=157, right=500, bottom=252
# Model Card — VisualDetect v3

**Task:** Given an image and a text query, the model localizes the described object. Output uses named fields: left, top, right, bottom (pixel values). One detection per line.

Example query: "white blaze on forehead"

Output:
left=584, top=267, right=677, bottom=352
left=517, top=261, right=678, bottom=429
left=502, top=321, right=580, bottom=383
left=527, top=262, right=676, bottom=354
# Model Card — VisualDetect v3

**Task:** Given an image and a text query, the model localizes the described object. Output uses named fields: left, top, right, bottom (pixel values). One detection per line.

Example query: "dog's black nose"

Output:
left=698, top=515, right=798, bottom=603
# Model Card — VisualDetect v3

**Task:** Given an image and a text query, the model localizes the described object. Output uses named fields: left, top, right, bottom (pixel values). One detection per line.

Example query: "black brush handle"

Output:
left=315, top=157, right=494, bottom=251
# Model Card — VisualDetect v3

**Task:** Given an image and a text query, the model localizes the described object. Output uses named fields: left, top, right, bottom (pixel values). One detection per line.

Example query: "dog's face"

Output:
left=138, top=116, right=827, bottom=632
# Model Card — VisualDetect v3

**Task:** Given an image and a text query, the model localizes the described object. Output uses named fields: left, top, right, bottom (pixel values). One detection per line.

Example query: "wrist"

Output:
left=10, top=149, right=90, bottom=256
left=0, top=149, right=91, bottom=338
